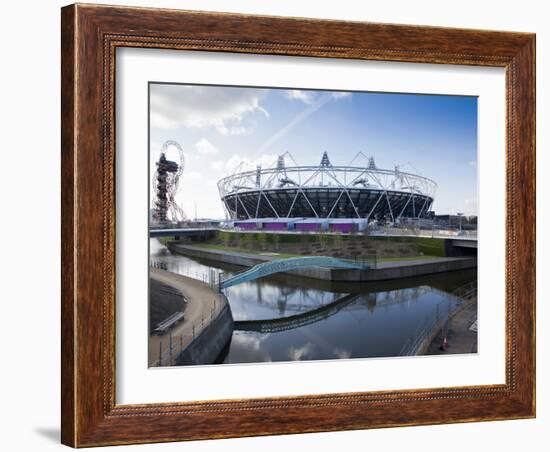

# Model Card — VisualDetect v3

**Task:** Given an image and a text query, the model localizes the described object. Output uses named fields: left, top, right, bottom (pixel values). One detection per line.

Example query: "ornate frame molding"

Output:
left=61, top=4, right=535, bottom=447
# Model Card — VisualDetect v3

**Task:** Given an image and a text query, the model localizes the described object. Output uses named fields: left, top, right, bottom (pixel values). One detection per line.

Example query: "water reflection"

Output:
left=150, top=239, right=475, bottom=363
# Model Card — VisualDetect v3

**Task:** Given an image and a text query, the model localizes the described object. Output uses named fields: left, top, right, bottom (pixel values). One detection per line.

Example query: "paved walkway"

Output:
left=425, top=299, right=478, bottom=355
left=149, top=268, right=226, bottom=366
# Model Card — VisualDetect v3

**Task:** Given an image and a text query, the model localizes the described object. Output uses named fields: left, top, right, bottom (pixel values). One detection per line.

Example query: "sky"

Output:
left=149, top=83, right=478, bottom=219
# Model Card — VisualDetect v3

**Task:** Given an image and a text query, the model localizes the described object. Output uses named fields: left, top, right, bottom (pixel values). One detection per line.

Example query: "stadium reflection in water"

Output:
left=151, top=240, right=475, bottom=364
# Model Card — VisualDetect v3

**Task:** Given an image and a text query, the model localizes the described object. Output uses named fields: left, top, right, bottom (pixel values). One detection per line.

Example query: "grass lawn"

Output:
left=191, top=243, right=299, bottom=259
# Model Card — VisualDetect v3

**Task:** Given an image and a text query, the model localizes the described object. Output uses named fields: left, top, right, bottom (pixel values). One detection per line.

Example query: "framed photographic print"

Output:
left=61, top=3, right=536, bottom=447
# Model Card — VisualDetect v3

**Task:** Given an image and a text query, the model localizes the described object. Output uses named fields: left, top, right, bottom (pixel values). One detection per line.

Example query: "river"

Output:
left=150, top=239, right=476, bottom=364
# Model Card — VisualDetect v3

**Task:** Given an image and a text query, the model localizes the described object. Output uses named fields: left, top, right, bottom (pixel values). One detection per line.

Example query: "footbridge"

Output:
left=219, top=256, right=371, bottom=289
left=234, top=293, right=360, bottom=333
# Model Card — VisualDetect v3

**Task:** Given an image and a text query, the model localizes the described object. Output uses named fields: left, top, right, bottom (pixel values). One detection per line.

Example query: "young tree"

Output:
left=222, top=231, right=231, bottom=248
left=273, top=234, right=280, bottom=251
left=258, top=232, right=267, bottom=251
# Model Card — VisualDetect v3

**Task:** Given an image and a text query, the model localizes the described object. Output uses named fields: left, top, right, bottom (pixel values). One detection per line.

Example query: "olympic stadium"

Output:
left=217, top=152, right=437, bottom=232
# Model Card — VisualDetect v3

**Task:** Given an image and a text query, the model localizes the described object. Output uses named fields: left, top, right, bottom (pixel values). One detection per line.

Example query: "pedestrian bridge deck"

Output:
left=219, top=256, right=371, bottom=289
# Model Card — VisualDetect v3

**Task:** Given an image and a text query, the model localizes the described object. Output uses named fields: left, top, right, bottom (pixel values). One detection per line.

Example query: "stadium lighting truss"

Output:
left=217, top=152, right=438, bottom=222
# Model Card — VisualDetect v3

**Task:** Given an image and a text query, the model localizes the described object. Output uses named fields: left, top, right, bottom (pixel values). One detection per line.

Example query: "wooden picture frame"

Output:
left=61, top=3, right=535, bottom=447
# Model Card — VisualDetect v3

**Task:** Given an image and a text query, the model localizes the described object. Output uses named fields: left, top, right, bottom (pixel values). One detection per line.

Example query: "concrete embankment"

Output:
left=176, top=303, right=233, bottom=365
left=423, top=298, right=478, bottom=355
left=149, top=268, right=233, bottom=366
left=167, top=243, right=476, bottom=283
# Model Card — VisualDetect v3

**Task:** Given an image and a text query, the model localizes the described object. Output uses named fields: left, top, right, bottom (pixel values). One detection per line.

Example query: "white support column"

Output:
left=255, top=190, right=263, bottom=218
left=221, top=201, right=231, bottom=220
left=417, top=197, right=430, bottom=218
left=300, top=189, right=320, bottom=218
left=324, top=170, right=361, bottom=219
left=397, top=193, right=413, bottom=219
left=286, top=190, right=301, bottom=217
left=261, top=192, right=280, bottom=218
left=385, top=192, right=395, bottom=222
left=237, top=194, right=252, bottom=219
left=345, top=191, right=361, bottom=219
left=366, top=192, right=385, bottom=222
left=327, top=189, right=346, bottom=218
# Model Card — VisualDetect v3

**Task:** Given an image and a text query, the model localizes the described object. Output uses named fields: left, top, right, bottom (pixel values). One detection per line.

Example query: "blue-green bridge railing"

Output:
left=219, top=255, right=372, bottom=289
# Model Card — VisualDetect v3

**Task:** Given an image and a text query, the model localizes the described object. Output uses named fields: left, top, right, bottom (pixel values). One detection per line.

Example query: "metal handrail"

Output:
left=399, top=282, right=477, bottom=356
left=219, top=255, right=375, bottom=289
left=151, top=296, right=228, bottom=367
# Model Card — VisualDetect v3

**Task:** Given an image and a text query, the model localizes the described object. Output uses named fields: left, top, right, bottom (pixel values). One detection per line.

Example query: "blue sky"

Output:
left=150, top=83, right=477, bottom=219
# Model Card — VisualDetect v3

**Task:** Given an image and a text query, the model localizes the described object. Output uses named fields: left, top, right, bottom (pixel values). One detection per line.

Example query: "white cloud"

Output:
left=210, top=160, right=224, bottom=171
left=217, top=125, right=252, bottom=136
left=195, top=138, right=218, bottom=155
left=332, top=347, right=352, bottom=359
left=149, top=140, right=163, bottom=153
left=285, top=89, right=316, bottom=104
left=150, top=84, right=268, bottom=133
left=463, top=198, right=478, bottom=215
left=285, top=89, right=351, bottom=104
left=332, top=91, right=352, bottom=99
left=185, top=171, right=202, bottom=179
left=289, top=343, right=316, bottom=360
left=225, top=153, right=279, bottom=173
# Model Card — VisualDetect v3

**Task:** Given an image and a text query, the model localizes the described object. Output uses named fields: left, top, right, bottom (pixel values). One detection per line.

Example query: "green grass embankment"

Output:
left=370, top=236, right=447, bottom=257
left=190, top=243, right=299, bottom=259
left=189, top=242, right=439, bottom=263
left=161, top=230, right=449, bottom=261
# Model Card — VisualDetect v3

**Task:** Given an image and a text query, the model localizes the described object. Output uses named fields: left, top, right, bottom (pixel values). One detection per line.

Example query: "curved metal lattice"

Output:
left=217, top=152, right=437, bottom=221
left=152, top=141, right=187, bottom=223
left=220, top=256, right=370, bottom=289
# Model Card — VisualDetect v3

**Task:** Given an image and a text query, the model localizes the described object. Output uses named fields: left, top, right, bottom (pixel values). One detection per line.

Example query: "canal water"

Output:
left=150, top=239, right=476, bottom=364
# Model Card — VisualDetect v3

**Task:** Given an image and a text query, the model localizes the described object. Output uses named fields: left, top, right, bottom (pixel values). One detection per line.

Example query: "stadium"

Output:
left=217, top=152, right=437, bottom=232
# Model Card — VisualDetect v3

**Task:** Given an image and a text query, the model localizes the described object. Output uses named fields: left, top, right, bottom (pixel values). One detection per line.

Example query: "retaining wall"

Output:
left=168, top=243, right=477, bottom=283
left=176, top=300, right=234, bottom=366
